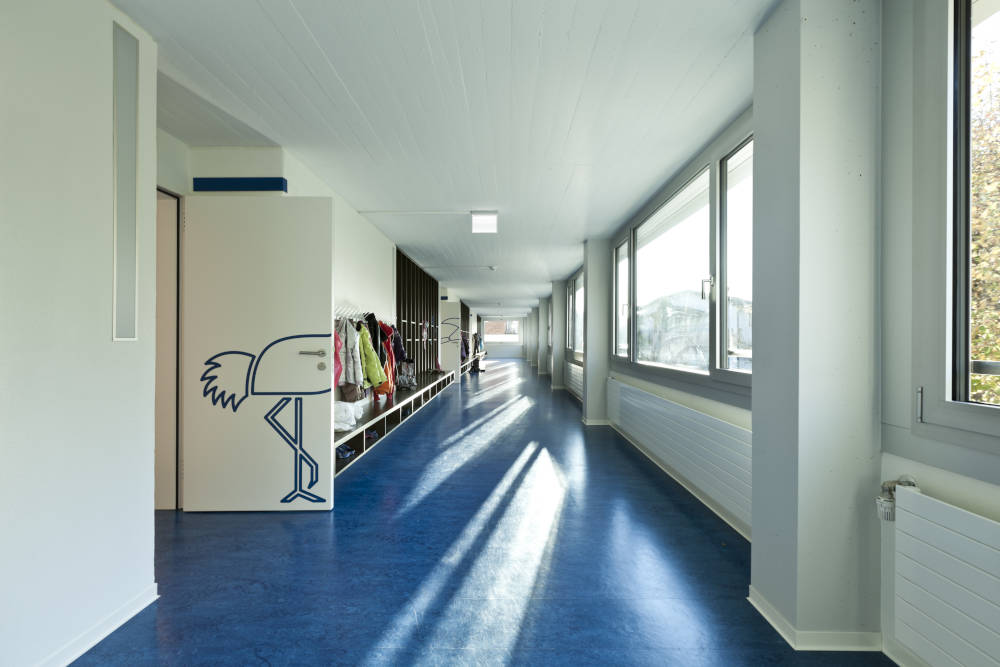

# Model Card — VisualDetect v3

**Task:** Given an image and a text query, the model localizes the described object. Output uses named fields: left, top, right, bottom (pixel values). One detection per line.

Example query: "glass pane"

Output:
left=969, top=2, right=1000, bottom=405
left=484, top=319, right=520, bottom=343
left=113, top=23, right=138, bottom=340
left=567, top=284, right=574, bottom=348
left=574, top=275, right=585, bottom=352
left=635, top=170, right=710, bottom=372
left=724, top=141, right=753, bottom=372
left=615, top=242, right=629, bottom=357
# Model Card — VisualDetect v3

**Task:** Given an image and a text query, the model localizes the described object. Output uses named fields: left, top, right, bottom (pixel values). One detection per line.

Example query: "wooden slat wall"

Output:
left=396, top=249, right=439, bottom=375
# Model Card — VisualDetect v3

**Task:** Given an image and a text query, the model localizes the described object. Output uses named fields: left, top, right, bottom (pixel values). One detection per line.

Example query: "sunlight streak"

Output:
left=363, top=443, right=541, bottom=665
left=395, top=396, right=534, bottom=518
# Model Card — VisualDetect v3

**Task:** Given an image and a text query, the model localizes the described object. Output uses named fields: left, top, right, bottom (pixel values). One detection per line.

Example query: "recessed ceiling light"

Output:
left=471, top=210, right=498, bottom=233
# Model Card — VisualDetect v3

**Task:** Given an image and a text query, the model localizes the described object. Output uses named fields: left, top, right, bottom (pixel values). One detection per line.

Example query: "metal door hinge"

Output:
left=916, top=386, right=924, bottom=423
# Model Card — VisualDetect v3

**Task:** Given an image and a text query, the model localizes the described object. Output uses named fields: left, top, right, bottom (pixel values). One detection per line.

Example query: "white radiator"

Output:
left=566, top=362, right=583, bottom=400
left=894, top=486, right=1000, bottom=667
left=606, top=378, right=752, bottom=532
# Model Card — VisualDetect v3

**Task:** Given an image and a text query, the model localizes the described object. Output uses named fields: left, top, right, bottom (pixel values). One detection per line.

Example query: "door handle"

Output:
left=299, top=350, right=327, bottom=357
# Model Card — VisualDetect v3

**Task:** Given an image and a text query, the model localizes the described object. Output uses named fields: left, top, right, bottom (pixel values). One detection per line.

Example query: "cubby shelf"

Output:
left=333, top=370, right=456, bottom=476
left=459, top=353, right=483, bottom=376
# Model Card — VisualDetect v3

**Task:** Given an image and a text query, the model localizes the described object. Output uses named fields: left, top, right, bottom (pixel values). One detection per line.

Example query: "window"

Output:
left=954, top=0, right=1000, bottom=407
left=483, top=319, right=520, bottom=343
left=566, top=281, right=574, bottom=349
left=574, top=273, right=585, bottom=353
left=615, top=240, right=629, bottom=357
left=635, top=169, right=711, bottom=372
left=608, top=110, right=752, bottom=405
left=721, top=139, right=754, bottom=372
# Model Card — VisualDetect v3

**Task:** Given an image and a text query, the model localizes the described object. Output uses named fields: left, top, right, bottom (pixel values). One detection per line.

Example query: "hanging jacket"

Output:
left=358, top=325, right=387, bottom=389
left=333, top=331, right=344, bottom=387
left=391, top=326, right=408, bottom=363
left=335, top=318, right=364, bottom=386
left=365, top=313, right=387, bottom=365
left=373, top=321, right=396, bottom=395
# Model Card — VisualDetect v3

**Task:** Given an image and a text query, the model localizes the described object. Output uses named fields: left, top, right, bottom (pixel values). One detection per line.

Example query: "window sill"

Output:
left=609, top=357, right=751, bottom=409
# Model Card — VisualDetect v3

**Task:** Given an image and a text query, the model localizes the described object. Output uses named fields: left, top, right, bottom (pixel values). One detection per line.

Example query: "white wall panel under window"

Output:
left=607, top=378, right=751, bottom=534
left=566, top=362, right=583, bottom=399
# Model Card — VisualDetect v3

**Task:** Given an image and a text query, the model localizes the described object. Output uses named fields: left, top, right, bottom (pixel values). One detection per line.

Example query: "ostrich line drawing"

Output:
left=200, top=333, right=331, bottom=504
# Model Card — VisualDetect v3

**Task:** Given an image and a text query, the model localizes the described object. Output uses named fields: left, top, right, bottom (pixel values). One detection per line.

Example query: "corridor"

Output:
left=78, top=361, right=892, bottom=665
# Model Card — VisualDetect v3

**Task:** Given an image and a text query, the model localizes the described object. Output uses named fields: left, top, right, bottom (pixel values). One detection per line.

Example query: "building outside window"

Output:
left=573, top=273, right=585, bottom=353
left=483, top=319, right=520, bottom=343
left=721, top=139, right=754, bottom=372
left=615, top=240, right=629, bottom=358
left=635, top=169, right=711, bottom=373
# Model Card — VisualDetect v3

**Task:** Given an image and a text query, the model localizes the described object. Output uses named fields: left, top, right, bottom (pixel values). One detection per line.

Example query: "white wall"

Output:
left=284, top=150, right=396, bottom=322
left=0, top=2, right=159, bottom=663
left=439, top=299, right=462, bottom=373
left=157, top=130, right=397, bottom=325
left=157, top=128, right=191, bottom=195
left=487, top=343, right=525, bottom=358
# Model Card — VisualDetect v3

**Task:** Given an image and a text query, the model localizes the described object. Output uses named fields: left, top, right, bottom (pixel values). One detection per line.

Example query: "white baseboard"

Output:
left=747, top=586, right=882, bottom=652
left=610, top=422, right=751, bottom=541
left=582, top=418, right=610, bottom=426
left=882, top=637, right=931, bottom=667
left=550, top=385, right=566, bottom=390
left=41, top=583, right=158, bottom=667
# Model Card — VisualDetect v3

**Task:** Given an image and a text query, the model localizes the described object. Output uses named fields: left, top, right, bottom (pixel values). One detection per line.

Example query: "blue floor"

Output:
left=78, top=360, right=893, bottom=666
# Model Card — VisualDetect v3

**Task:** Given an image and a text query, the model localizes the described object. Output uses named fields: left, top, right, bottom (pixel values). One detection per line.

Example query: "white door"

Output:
left=180, top=196, right=333, bottom=511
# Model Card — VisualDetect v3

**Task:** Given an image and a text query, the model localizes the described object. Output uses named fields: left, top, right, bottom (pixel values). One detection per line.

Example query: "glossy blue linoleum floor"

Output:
left=78, top=360, right=893, bottom=666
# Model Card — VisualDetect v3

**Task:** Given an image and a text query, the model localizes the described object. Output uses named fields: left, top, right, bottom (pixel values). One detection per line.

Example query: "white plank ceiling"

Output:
left=115, top=0, right=776, bottom=316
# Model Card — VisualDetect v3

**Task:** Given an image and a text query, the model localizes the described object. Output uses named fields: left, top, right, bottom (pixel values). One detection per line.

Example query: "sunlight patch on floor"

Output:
left=363, top=443, right=543, bottom=665
left=395, top=396, right=534, bottom=518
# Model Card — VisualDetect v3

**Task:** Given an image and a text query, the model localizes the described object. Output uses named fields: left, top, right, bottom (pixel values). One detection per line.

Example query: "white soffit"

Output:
left=116, top=0, right=776, bottom=312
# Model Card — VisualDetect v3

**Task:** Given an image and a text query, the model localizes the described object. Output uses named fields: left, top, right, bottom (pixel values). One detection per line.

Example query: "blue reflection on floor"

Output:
left=77, top=360, right=893, bottom=666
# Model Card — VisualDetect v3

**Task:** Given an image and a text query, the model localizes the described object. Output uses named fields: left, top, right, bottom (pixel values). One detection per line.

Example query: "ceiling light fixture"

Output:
left=471, top=210, right=498, bottom=234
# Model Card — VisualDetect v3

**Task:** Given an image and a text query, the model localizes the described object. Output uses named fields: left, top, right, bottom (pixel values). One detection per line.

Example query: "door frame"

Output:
left=156, top=186, right=181, bottom=509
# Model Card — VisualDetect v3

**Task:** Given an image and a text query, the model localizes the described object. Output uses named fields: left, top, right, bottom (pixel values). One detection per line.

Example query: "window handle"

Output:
left=701, top=277, right=715, bottom=300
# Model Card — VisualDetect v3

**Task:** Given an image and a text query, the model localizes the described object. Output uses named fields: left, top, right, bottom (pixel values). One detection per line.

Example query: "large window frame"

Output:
left=609, top=109, right=752, bottom=408
left=614, top=240, right=630, bottom=359
left=905, top=0, right=1000, bottom=476
left=565, top=267, right=584, bottom=364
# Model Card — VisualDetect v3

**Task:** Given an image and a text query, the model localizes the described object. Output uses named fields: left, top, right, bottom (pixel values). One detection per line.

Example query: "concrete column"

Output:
left=750, top=0, right=881, bottom=647
left=537, top=297, right=550, bottom=375
left=550, top=281, right=567, bottom=388
left=582, top=239, right=611, bottom=424
left=527, top=307, right=539, bottom=367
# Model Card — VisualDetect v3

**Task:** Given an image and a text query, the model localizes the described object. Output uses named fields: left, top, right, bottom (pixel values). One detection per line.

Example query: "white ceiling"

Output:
left=117, top=0, right=776, bottom=317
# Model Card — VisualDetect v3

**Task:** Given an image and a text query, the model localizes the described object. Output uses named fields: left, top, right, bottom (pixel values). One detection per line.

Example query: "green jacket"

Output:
left=358, top=325, right=387, bottom=389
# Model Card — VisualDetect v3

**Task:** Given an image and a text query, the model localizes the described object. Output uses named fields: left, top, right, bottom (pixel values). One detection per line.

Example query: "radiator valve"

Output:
left=876, top=475, right=919, bottom=522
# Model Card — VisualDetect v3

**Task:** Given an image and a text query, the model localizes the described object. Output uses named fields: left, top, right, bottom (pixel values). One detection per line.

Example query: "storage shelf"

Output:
left=460, top=353, right=483, bottom=376
left=334, top=370, right=455, bottom=475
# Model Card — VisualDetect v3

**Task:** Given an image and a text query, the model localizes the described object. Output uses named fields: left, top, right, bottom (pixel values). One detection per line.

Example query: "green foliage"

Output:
left=969, top=43, right=1000, bottom=404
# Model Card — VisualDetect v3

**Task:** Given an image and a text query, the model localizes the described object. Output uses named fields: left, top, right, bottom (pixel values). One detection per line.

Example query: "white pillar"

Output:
left=750, top=0, right=881, bottom=645
left=582, top=239, right=610, bottom=424
left=537, top=297, right=550, bottom=375
left=550, top=281, right=567, bottom=388
left=527, top=307, right=539, bottom=367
